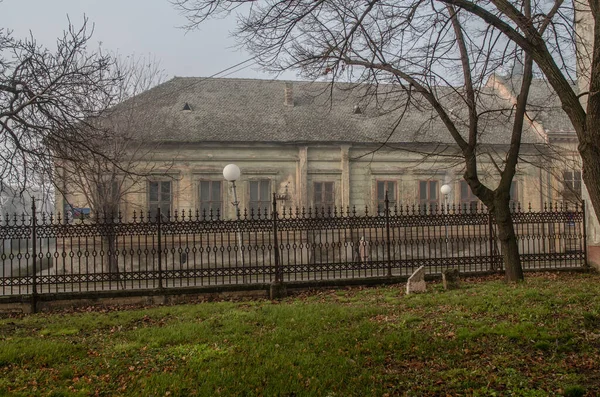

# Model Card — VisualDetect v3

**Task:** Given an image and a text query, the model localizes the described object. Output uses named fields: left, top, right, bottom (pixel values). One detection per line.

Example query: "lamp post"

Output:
left=223, top=164, right=245, bottom=278
left=223, top=164, right=241, bottom=219
left=440, top=184, right=452, bottom=258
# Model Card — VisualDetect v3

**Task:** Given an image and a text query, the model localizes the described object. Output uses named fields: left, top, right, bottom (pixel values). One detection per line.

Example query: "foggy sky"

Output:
left=2, top=0, right=295, bottom=81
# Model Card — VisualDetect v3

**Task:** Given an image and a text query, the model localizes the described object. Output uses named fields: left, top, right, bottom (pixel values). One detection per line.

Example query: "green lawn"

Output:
left=1, top=272, right=600, bottom=396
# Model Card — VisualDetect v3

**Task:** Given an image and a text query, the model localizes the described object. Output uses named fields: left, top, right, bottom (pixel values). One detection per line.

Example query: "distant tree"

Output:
left=59, top=56, right=166, bottom=217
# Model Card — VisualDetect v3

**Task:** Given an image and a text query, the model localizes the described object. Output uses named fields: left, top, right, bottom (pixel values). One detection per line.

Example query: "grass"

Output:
left=1, top=272, right=600, bottom=396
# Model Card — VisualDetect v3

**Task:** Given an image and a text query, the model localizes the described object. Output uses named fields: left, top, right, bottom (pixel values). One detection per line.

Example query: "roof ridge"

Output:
left=171, top=76, right=300, bottom=83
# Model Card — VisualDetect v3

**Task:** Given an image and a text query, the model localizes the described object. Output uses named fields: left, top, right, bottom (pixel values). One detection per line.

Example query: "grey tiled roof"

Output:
left=492, top=75, right=576, bottom=134
left=112, top=77, right=554, bottom=145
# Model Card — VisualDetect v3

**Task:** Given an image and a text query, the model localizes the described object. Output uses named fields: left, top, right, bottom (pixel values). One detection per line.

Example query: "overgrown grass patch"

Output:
left=1, top=272, right=600, bottom=396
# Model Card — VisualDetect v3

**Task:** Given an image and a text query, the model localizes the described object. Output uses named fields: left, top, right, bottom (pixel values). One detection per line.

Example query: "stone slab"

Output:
left=406, top=266, right=426, bottom=294
left=442, top=268, right=460, bottom=290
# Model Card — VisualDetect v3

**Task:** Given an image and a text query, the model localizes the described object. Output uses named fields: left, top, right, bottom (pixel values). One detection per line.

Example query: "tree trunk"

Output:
left=577, top=11, right=600, bottom=232
left=104, top=232, right=119, bottom=276
left=582, top=46, right=600, bottom=228
left=492, top=198, right=524, bottom=282
left=581, top=146, right=600, bottom=221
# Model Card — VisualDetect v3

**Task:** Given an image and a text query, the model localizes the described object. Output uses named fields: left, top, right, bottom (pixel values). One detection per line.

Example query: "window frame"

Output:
left=148, top=180, right=172, bottom=219
left=249, top=179, right=271, bottom=215
left=376, top=180, right=397, bottom=213
left=198, top=180, right=223, bottom=217
left=313, top=181, right=336, bottom=211
left=459, top=180, right=479, bottom=212
left=563, top=170, right=582, bottom=202
left=418, top=180, right=440, bottom=207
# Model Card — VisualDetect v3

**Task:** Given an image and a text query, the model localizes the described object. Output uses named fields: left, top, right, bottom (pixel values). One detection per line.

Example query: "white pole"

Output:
left=231, top=181, right=245, bottom=279
left=223, top=164, right=246, bottom=282
left=444, top=193, right=449, bottom=257
left=440, top=184, right=452, bottom=259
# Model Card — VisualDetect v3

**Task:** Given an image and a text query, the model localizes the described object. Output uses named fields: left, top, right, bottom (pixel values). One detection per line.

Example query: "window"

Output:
left=419, top=180, right=439, bottom=207
left=199, top=180, right=222, bottom=216
left=69, top=206, right=91, bottom=221
left=148, top=181, right=172, bottom=218
left=561, top=171, right=580, bottom=251
left=249, top=180, right=271, bottom=214
left=377, top=181, right=397, bottom=213
left=460, top=181, right=479, bottom=211
left=563, top=170, right=582, bottom=202
left=314, top=182, right=335, bottom=211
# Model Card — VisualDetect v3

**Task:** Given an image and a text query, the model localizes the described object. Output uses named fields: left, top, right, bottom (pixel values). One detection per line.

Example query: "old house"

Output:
left=56, top=76, right=580, bottom=220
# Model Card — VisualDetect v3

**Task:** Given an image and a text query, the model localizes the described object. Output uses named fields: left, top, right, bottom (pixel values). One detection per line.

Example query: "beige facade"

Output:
left=58, top=141, right=578, bottom=221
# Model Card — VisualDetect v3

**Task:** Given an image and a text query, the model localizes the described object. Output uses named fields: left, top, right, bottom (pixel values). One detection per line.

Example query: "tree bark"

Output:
left=581, top=145, right=600, bottom=218
left=492, top=198, right=524, bottom=282
left=104, top=228, right=119, bottom=277
left=581, top=15, right=600, bottom=232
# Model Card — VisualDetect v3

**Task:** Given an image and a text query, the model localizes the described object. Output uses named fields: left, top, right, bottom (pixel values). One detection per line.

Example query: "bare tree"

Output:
left=60, top=56, right=166, bottom=216
left=173, top=0, right=569, bottom=281
left=0, top=17, right=125, bottom=195
left=58, top=56, right=167, bottom=274
left=0, top=13, right=171, bottom=276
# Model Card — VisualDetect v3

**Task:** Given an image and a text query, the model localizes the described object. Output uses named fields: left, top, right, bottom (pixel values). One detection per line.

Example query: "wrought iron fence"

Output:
left=0, top=195, right=587, bottom=300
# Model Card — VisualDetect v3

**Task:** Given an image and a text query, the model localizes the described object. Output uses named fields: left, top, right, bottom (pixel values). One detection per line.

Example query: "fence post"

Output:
left=385, top=191, right=392, bottom=277
left=488, top=209, right=496, bottom=271
left=272, top=194, right=281, bottom=283
left=157, top=207, right=163, bottom=289
left=270, top=193, right=286, bottom=299
left=583, top=201, right=588, bottom=267
left=31, top=200, right=37, bottom=313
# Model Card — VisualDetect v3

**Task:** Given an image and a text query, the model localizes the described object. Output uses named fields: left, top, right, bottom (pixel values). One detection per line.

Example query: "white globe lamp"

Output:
left=223, top=164, right=241, bottom=182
